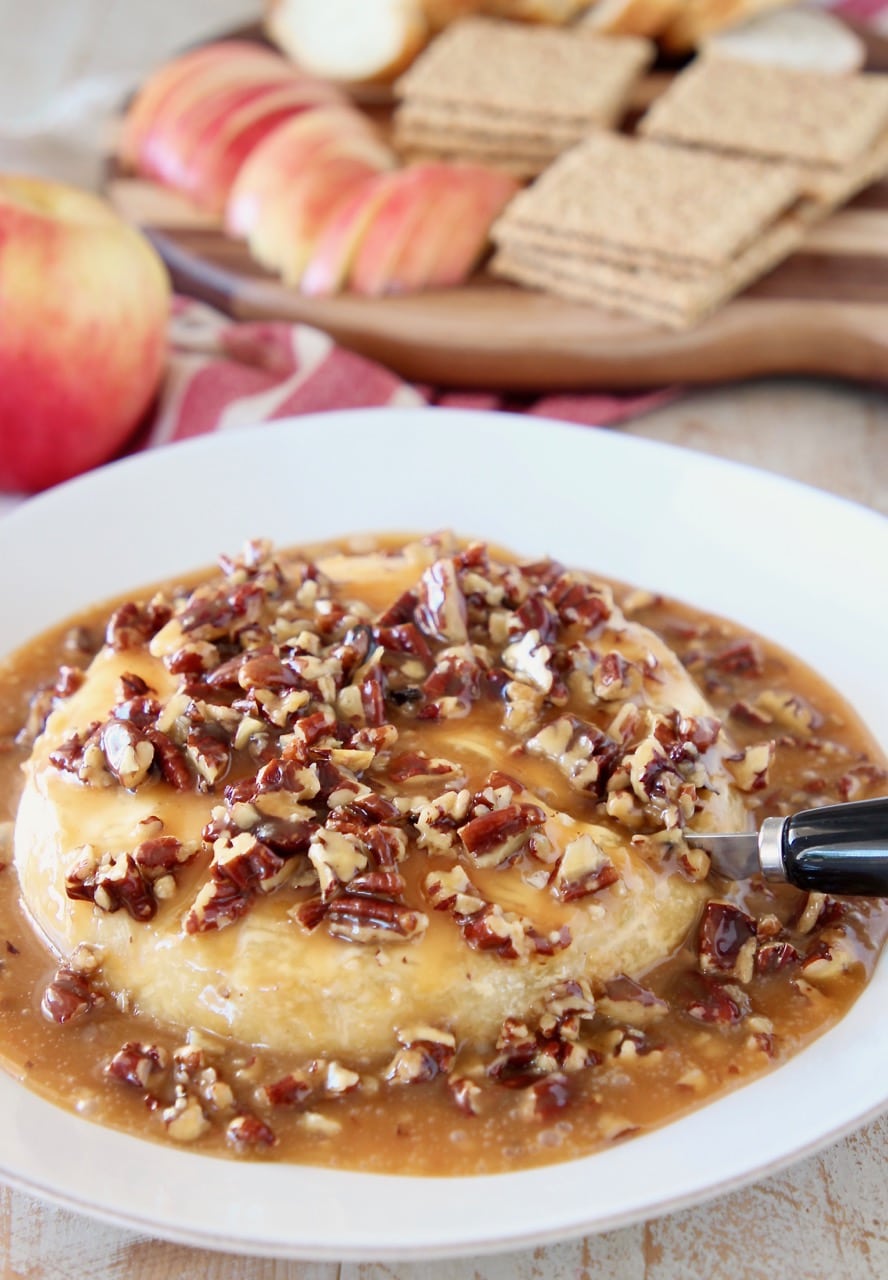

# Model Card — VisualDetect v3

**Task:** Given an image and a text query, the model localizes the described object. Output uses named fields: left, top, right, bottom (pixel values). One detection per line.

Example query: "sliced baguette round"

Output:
left=264, top=0, right=430, bottom=84
left=580, top=0, right=683, bottom=37
left=704, top=7, right=865, bottom=73
left=660, top=0, right=794, bottom=53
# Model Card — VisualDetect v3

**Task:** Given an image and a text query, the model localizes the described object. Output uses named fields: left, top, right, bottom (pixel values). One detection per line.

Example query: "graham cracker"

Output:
left=395, top=100, right=584, bottom=146
left=395, top=123, right=564, bottom=165
left=495, top=222, right=714, bottom=278
left=640, top=56, right=888, bottom=169
left=395, top=17, right=653, bottom=123
left=491, top=212, right=806, bottom=327
left=400, top=147, right=545, bottom=179
left=492, top=133, right=803, bottom=268
left=801, top=128, right=888, bottom=210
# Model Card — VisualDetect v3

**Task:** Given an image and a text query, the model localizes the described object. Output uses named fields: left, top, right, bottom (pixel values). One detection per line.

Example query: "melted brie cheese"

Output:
left=15, top=545, right=749, bottom=1062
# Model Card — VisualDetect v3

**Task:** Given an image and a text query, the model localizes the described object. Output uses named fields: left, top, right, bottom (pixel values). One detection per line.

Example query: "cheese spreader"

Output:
left=684, top=796, right=888, bottom=895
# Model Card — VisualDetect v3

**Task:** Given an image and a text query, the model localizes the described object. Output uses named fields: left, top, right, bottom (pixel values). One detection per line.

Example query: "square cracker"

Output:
left=493, top=133, right=803, bottom=267
left=491, top=212, right=806, bottom=328
left=640, top=57, right=888, bottom=169
left=395, top=17, right=653, bottom=123
left=400, top=148, right=546, bottom=179
left=395, top=101, right=584, bottom=146
left=801, top=128, right=888, bottom=209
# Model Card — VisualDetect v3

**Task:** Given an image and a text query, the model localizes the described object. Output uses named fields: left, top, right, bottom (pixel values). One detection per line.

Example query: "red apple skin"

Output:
left=300, top=172, right=397, bottom=297
left=385, top=164, right=519, bottom=292
left=349, top=165, right=457, bottom=296
left=180, top=86, right=352, bottom=213
left=120, top=41, right=287, bottom=169
left=249, top=154, right=390, bottom=284
left=0, top=177, right=170, bottom=494
left=225, top=106, right=386, bottom=238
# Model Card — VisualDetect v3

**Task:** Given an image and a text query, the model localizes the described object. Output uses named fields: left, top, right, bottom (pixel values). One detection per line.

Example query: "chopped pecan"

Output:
left=386, top=1026, right=456, bottom=1085
left=551, top=834, right=619, bottom=901
left=458, top=803, right=547, bottom=869
left=725, top=742, right=774, bottom=793
left=106, top=599, right=172, bottom=651
left=256, top=1072, right=313, bottom=1108
left=708, top=640, right=764, bottom=677
left=388, top=751, right=464, bottom=786
left=449, top=1076, right=483, bottom=1116
left=100, top=719, right=155, bottom=789
left=756, top=940, right=801, bottom=975
left=502, top=629, right=554, bottom=694
left=526, top=716, right=620, bottom=798
left=163, top=1087, right=210, bottom=1142
left=186, top=833, right=290, bottom=933
left=519, top=1074, right=572, bottom=1121
left=754, top=691, right=823, bottom=737
left=419, top=650, right=483, bottom=720
left=415, top=559, right=468, bottom=645
left=597, top=975, right=667, bottom=1027
left=684, top=976, right=750, bottom=1025
left=698, top=901, right=757, bottom=984
left=41, top=965, right=104, bottom=1024
left=323, top=894, right=428, bottom=945
left=106, top=1042, right=169, bottom=1089
left=185, top=726, right=231, bottom=788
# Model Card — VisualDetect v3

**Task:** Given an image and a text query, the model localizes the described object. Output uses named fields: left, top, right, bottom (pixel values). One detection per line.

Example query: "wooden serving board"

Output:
left=107, top=28, right=888, bottom=392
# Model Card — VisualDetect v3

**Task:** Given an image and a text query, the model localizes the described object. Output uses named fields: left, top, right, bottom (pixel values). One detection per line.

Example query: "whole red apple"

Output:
left=0, top=175, right=170, bottom=493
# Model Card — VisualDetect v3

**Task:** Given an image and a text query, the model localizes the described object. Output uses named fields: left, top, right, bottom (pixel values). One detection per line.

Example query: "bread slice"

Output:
left=660, top=0, right=793, bottom=53
left=704, top=7, right=865, bottom=75
left=264, top=0, right=430, bottom=84
left=483, top=0, right=594, bottom=20
left=580, top=0, right=683, bottom=38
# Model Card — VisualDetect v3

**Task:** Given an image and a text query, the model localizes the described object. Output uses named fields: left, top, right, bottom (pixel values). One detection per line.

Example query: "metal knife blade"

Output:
left=684, top=831, right=760, bottom=881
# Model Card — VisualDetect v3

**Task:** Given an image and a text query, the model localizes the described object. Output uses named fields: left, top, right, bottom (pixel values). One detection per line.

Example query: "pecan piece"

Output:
left=106, top=600, right=172, bottom=651
left=458, top=803, right=547, bottom=869
left=106, top=1042, right=169, bottom=1089
left=386, top=1026, right=456, bottom=1085
left=685, top=976, right=750, bottom=1025
left=226, top=1113, right=278, bottom=1153
left=698, top=901, right=757, bottom=984
left=415, top=559, right=468, bottom=645
left=324, top=894, right=428, bottom=945
left=551, top=834, right=619, bottom=902
left=100, top=719, right=155, bottom=789
left=519, top=1073, right=571, bottom=1121
left=41, top=965, right=103, bottom=1024
left=186, top=833, right=290, bottom=934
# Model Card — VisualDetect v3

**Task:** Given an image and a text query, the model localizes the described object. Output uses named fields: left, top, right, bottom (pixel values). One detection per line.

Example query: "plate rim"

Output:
left=1, top=405, right=886, bottom=1261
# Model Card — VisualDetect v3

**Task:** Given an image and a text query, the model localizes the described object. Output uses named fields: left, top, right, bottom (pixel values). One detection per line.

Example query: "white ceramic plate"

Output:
left=0, top=407, right=886, bottom=1261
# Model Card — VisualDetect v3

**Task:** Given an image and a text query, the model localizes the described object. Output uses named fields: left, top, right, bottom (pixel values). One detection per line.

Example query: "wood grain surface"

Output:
left=107, top=175, right=888, bottom=392
left=105, top=21, right=888, bottom=392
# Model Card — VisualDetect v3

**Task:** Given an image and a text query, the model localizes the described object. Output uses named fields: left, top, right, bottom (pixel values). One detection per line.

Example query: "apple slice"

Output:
left=176, top=85, right=351, bottom=212
left=226, top=106, right=391, bottom=237
left=120, top=42, right=289, bottom=170
left=140, top=72, right=314, bottom=188
left=348, top=165, right=470, bottom=296
left=248, top=153, right=392, bottom=285
left=383, top=164, right=519, bottom=292
left=299, top=172, right=400, bottom=297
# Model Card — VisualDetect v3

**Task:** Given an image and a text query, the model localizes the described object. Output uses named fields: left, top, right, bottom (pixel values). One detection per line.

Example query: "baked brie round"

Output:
left=15, top=537, right=750, bottom=1061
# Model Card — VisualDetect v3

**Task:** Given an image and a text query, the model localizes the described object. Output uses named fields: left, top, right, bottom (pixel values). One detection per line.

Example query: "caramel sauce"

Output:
left=0, top=538, right=885, bottom=1175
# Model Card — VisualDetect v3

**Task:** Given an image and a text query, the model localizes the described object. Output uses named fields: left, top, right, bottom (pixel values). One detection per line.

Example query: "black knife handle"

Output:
left=783, top=797, right=888, bottom=896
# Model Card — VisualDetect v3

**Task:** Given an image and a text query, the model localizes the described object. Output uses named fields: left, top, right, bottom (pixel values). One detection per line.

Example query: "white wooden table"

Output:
left=1, top=4, right=886, bottom=1275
